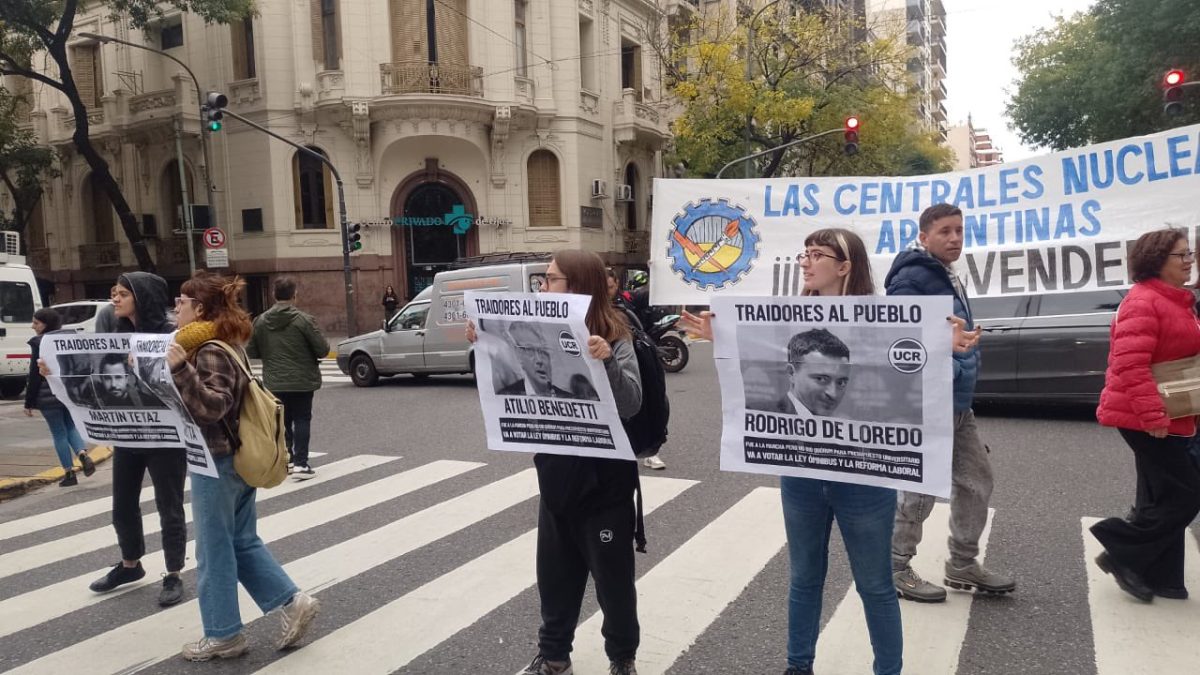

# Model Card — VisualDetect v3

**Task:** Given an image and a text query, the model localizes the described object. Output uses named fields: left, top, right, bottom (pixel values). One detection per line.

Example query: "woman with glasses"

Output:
left=680, top=229, right=977, bottom=675
left=1092, top=228, right=1200, bottom=602
left=468, top=250, right=644, bottom=675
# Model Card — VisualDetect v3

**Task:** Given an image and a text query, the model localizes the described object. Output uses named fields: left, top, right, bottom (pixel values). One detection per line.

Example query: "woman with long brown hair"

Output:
left=167, top=272, right=319, bottom=661
left=469, top=249, right=643, bottom=675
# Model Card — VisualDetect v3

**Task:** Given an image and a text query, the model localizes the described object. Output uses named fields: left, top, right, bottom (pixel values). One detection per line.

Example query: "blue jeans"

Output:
left=191, top=455, right=298, bottom=638
left=781, top=476, right=902, bottom=675
left=41, top=406, right=86, bottom=470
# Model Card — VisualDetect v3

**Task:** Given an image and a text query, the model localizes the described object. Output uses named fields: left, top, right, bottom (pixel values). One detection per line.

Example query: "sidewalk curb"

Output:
left=0, top=446, right=114, bottom=502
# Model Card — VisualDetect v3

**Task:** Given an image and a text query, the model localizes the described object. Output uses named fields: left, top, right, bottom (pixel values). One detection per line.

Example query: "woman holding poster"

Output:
left=469, top=250, right=644, bottom=675
left=1092, top=228, right=1200, bottom=603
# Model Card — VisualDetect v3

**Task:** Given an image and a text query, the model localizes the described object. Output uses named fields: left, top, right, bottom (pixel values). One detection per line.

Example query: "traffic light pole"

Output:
left=220, top=109, right=358, bottom=337
left=716, top=127, right=844, bottom=178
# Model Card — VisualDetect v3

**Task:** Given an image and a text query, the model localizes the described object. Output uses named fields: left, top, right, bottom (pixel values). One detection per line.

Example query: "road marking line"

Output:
left=0, top=453, right=382, bottom=579
left=569, top=487, right=786, bottom=675
left=812, top=504, right=994, bottom=674
left=3, top=468, right=538, bottom=674
left=254, top=476, right=698, bottom=675
left=0, top=457, right=478, bottom=641
left=1082, top=518, right=1200, bottom=674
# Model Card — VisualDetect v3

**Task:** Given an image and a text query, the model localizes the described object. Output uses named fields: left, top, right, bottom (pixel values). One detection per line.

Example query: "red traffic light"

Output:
left=1165, top=70, right=1186, bottom=86
left=845, top=116, right=861, bottom=130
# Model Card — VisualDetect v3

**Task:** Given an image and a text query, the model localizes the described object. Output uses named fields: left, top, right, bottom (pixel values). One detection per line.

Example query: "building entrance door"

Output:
left=400, top=182, right=470, bottom=298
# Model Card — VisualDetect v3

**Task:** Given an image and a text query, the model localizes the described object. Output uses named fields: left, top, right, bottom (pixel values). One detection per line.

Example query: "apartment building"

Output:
left=866, top=0, right=947, bottom=140
left=947, top=115, right=1004, bottom=170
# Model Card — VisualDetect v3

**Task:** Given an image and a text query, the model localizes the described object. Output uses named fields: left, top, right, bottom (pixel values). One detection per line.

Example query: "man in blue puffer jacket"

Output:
left=886, top=203, right=1016, bottom=603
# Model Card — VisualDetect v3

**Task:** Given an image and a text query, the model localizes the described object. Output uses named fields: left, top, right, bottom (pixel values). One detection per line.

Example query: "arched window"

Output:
left=82, top=173, right=115, bottom=243
left=292, top=147, right=333, bottom=229
left=527, top=150, right=561, bottom=228
left=624, top=163, right=639, bottom=231
left=162, top=160, right=196, bottom=233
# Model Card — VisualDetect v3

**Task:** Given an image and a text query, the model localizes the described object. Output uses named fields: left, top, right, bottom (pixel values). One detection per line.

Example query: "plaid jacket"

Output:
left=171, top=342, right=249, bottom=457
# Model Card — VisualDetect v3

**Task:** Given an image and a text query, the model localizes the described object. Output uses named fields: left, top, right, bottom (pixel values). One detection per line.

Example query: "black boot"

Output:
left=58, top=471, right=78, bottom=487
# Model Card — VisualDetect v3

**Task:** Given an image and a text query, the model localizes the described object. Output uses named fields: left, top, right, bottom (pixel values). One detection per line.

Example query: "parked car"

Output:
left=0, top=232, right=41, bottom=398
left=50, top=300, right=110, bottom=332
left=337, top=262, right=550, bottom=387
left=973, top=288, right=1126, bottom=405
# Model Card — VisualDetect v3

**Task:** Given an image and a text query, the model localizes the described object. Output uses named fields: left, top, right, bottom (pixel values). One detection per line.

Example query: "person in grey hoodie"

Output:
left=247, top=277, right=329, bottom=478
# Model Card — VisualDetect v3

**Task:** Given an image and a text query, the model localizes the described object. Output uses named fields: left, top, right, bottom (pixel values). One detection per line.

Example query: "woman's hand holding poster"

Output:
left=466, top=291, right=635, bottom=461
left=712, top=295, right=954, bottom=497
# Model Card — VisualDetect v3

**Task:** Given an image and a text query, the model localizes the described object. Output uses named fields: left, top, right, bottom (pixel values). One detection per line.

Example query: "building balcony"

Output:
left=78, top=242, right=121, bottom=269
left=380, top=61, right=483, bottom=98
left=316, top=70, right=346, bottom=103
left=514, top=76, right=535, bottom=106
left=153, top=233, right=200, bottom=269
left=665, top=0, right=700, bottom=17
left=932, top=102, right=948, bottom=124
left=613, top=89, right=669, bottom=148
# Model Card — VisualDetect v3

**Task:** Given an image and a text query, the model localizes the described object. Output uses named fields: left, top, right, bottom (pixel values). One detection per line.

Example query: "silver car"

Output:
left=973, top=289, right=1126, bottom=405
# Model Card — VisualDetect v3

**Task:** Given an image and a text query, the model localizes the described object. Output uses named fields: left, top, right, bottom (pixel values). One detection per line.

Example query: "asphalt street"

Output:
left=0, top=342, right=1196, bottom=675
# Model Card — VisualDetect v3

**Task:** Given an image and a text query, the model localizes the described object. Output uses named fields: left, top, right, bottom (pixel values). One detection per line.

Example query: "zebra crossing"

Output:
left=249, top=359, right=351, bottom=386
left=1, top=454, right=1197, bottom=674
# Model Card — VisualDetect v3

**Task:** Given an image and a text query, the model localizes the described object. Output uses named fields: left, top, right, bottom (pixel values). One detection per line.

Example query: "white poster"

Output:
left=651, top=124, right=1200, bottom=304
left=466, top=291, right=636, bottom=461
left=713, top=296, right=953, bottom=497
left=40, top=333, right=216, bottom=477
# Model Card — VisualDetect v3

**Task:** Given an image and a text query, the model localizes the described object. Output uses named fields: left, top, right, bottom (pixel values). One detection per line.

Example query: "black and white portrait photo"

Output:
left=487, top=319, right=600, bottom=401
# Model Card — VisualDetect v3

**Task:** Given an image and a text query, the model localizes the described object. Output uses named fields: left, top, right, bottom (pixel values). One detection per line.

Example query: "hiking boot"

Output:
left=293, top=464, right=316, bottom=480
left=784, top=668, right=815, bottom=675
left=78, top=451, right=96, bottom=477
left=159, top=573, right=184, bottom=606
left=893, top=565, right=946, bottom=602
left=1095, top=552, right=1153, bottom=602
left=181, top=633, right=249, bottom=662
left=89, top=562, right=145, bottom=592
left=944, top=559, right=1016, bottom=595
left=276, top=591, right=320, bottom=649
left=609, top=659, right=638, bottom=675
left=519, top=654, right=573, bottom=675
left=58, top=471, right=77, bottom=487
left=642, top=456, right=666, bottom=470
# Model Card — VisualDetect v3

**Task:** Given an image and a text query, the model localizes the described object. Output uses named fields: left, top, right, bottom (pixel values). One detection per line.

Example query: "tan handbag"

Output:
left=1150, top=355, right=1200, bottom=419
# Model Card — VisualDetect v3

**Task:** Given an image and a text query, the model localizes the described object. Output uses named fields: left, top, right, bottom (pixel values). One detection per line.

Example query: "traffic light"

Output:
left=346, top=223, right=362, bottom=252
left=844, top=116, right=860, bottom=155
left=201, top=91, right=228, bottom=132
left=1164, top=69, right=1186, bottom=116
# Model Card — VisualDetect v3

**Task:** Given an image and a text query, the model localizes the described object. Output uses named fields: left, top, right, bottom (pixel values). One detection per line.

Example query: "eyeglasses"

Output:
left=797, top=250, right=845, bottom=263
left=1168, top=251, right=1196, bottom=261
left=545, top=273, right=569, bottom=284
left=174, top=296, right=196, bottom=307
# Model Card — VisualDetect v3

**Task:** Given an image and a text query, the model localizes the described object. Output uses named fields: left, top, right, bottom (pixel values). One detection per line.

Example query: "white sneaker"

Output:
left=642, top=456, right=666, bottom=470
left=276, top=591, right=320, bottom=649
left=181, top=633, right=248, bottom=661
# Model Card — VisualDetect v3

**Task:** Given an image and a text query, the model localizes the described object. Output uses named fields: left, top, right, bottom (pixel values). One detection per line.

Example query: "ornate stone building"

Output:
left=6, top=0, right=673, bottom=333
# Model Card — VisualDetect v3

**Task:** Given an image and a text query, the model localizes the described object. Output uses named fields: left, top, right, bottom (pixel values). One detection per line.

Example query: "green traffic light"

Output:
left=208, top=120, right=222, bottom=132
left=351, top=242, right=362, bottom=251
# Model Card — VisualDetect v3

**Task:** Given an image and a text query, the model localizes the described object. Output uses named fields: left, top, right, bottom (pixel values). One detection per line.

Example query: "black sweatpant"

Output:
left=111, top=447, right=188, bottom=572
left=536, top=495, right=639, bottom=663
left=1091, top=429, right=1200, bottom=590
left=277, top=391, right=315, bottom=466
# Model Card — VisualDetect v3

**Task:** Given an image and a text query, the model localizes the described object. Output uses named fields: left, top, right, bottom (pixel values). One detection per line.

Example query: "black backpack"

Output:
left=622, top=326, right=670, bottom=458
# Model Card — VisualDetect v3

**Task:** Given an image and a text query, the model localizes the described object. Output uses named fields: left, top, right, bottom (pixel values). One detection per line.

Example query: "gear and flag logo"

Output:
left=666, top=198, right=760, bottom=290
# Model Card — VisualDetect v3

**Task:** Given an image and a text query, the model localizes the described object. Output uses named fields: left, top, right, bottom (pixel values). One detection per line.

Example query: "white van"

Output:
left=0, top=231, right=43, bottom=397
left=336, top=261, right=550, bottom=386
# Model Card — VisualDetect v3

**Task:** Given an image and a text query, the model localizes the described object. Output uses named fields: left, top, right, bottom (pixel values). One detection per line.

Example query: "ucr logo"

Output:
left=559, top=331, right=581, bottom=357
left=888, top=338, right=927, bottom=374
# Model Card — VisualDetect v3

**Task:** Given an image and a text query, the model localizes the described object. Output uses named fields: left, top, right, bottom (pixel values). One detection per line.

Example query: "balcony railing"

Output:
left=79, top=242, right=120, bottom=268
left=380, top=61, right=483, bottom=98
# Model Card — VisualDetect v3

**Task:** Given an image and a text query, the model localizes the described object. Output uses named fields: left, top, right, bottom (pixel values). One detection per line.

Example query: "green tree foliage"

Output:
left=1008, top=0, right=1200, bottom=151
left=651, top=5, right=951, bottom=179
left=0, top=86, right=58, bottom=250
left=0, top=0, right=253, bottom=271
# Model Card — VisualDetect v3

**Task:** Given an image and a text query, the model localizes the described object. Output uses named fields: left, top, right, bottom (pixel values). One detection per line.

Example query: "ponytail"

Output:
left=181, top=271, right=253, bottom=345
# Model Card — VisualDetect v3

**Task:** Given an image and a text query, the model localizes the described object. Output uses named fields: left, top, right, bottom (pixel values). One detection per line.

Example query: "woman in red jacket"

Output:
left=1092, top=227, right=1200, bottom=602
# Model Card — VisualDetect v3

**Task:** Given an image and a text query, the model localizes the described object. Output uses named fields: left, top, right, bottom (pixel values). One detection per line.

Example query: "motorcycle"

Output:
left=648, top=314, right=689, bottom=373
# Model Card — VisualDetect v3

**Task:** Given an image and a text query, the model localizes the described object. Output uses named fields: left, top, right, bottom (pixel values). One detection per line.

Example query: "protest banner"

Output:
left=40, top=333, right=216, bottom=477
left=651, top=124, right=1200, bottom=304
left=466, top=291, right=636, bottom=461
left=712, top=296, right=953, bottom=497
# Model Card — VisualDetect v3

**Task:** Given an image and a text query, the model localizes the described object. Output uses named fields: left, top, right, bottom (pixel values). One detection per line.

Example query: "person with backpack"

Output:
left=25, top=307, right=96, bottom=487
left=680, top=229, right=980, bottom=675
left=167, top=271, right=319, bottom=661
left=609, top=269, right=668, bottom=471
left=469, top=250, right=645, bottom=675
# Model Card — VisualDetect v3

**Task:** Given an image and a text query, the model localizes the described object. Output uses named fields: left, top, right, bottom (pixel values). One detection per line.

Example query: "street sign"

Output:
left=205, top=248, right=229, bottom=268
left=202, top=227, right=226, bottom=249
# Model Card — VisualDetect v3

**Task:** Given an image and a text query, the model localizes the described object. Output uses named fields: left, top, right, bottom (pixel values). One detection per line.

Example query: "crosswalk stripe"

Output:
left=0, top=453, right=389, bottom=579
left=0, top=458, right=469, bottom=640
left=570, top=487, right=787, bottom=675
left=1082, top=518, right=1200, bottom=674
left=812, top=503, right=994, bottom=674
left=253, top=475, right=700, bottom=675
left=0, top=452, right=327, bottom=543
left=6, top=467, right=540, bottom=675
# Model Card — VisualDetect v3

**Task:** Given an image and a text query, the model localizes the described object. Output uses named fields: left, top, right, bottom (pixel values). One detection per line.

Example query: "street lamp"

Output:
left=78, top=31, right=219, bottom=272
left=742, top=0, right=788, bottom=178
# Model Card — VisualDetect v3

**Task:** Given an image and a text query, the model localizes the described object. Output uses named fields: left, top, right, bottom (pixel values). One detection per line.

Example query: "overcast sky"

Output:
left=944, top=0, right=1098, bottom=162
